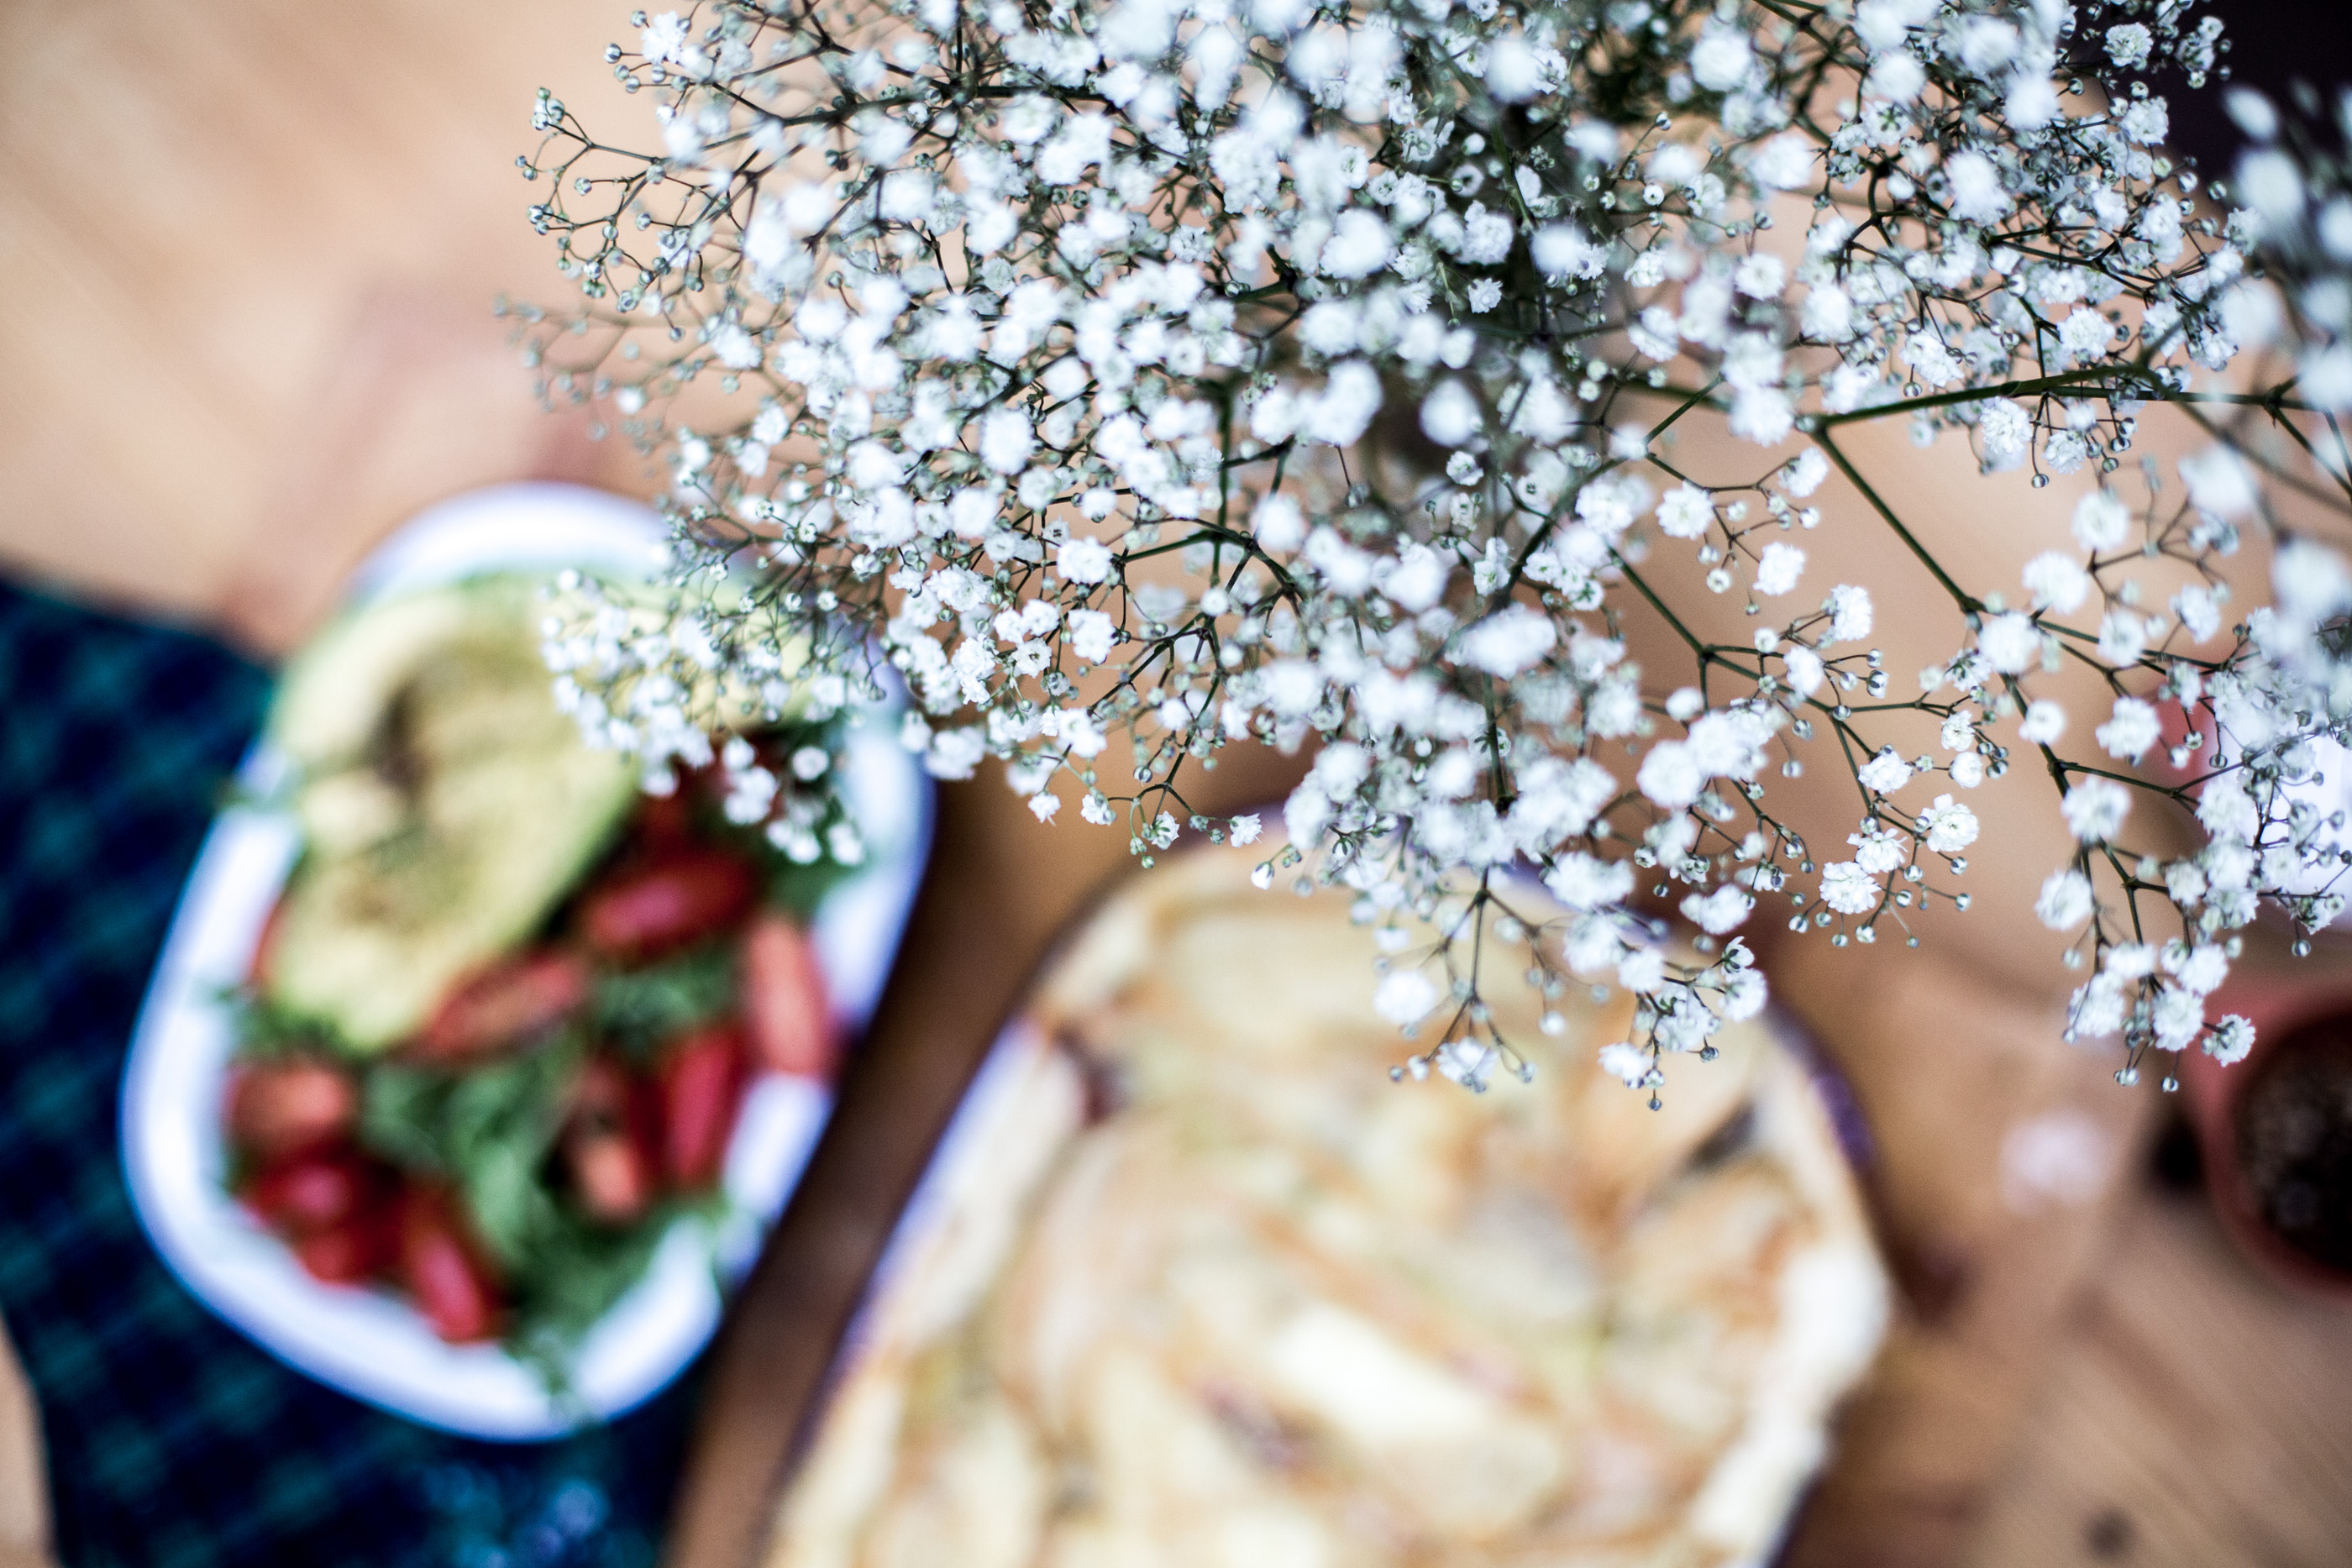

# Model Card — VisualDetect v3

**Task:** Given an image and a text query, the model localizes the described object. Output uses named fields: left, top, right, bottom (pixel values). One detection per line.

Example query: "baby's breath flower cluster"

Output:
left=514, top=0, right=2352, bottom=1097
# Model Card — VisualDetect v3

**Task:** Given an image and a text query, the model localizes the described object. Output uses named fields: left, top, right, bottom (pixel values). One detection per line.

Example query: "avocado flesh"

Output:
left=265, top=578, right=637, bottom=1052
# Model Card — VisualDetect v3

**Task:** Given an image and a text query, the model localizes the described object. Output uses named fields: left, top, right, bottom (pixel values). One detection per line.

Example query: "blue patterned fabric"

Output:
left=0, top=579, right=686, bottom=1567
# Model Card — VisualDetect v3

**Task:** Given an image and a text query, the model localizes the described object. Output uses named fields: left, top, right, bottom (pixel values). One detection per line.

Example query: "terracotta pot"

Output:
left=2183, top=974, right=2352, bottom=1300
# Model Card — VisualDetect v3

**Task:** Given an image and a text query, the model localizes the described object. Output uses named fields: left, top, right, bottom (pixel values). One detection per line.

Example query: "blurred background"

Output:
left=5, top=3, right=2352, bottom=1566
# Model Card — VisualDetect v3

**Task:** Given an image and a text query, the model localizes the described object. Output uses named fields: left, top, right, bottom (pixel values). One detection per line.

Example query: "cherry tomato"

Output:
left=564, top=1057, right=658, bottom=1223
left=227, top=1060, right=357, bottom=1164
left=740, top=913, right=837, bottom=1079
left=417, top=951, right=590, bottom=1062
left=577, top=849, right=759, bottom=965
left=244, top=1152, right=378, bottom=1235
left=399, top=1189, right=501, bottom=1344
left=293, top=1209, right=398, bottom=1285
left=661, top=1024, right=748, bottom=1189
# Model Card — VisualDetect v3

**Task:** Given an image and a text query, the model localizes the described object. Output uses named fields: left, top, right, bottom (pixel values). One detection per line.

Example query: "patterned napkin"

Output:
left=0, top=579, right=688, bottom=1568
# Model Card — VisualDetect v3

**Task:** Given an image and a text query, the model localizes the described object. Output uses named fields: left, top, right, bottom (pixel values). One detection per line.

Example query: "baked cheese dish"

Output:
left=767, top=844, right=1887, bottom=1568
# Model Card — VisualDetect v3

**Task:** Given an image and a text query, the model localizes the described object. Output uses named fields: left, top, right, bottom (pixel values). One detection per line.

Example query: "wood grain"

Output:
left=2, top=6, right=2351, bottom=1568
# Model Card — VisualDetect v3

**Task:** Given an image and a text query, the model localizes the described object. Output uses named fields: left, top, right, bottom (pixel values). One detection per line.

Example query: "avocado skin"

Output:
left=265, top=577, right=636, bottom=1052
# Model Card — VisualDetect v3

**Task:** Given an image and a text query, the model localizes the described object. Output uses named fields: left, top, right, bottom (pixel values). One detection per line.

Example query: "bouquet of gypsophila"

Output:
left=512, top=0, right=2352, bottom=1100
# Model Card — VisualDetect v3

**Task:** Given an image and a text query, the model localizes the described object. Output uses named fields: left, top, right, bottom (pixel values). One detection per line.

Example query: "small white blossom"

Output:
left=1922, top=794, right=1979, bottom=854
left=2021, top=552, right=2090, bottom=613
left=1819, top=861, right=1882, bottom=915
left=1598, top=1042, right=1651, bottom=1088
left=1656, top=483, right=1715, bottom=540
left=1057, top=536, right=1115, bottom=584
left=2095, top=697, right=2161, bottom=763
left=1682, top=884, right=1755, bottom=934
left=1977, top=611, right=2042, bottom=674
left=1754, top=542, right=1806, bottom=596
left=2205, top=1015, right=2255, bottom=1067
left=1857, top=747, right=1914, bottom=794
left=2036, top=868, right=2095, bottom=929
left=2019, top=700, right=2068, bottom=745
left=2061, top=777, right=2131, bottom=843
left=2071, top=490, right=2134, bottom=553
left=1373, top=968, right=1438, bottom=1025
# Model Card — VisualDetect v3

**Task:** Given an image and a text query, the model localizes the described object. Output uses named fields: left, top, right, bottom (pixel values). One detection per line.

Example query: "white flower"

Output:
left=1681, top=884, right=1754, bottom=934
left=2019, top=700, right=2067, bottom=745
left=1857, top=747, right=1914, bottom=794
left=2071, top=490, right=2133, bottom=553
left=1420, top=380, right=1482, bottom=446
left=1950, top=752, right=1986, bottom=788
left=1688, top=24, right=1753, bottom=91
left=1754, top=542, right=1806, bottom=596
left=2205, top=1015, right=2255, bottom=1066
left=2150, top=986, right=2203, bottom=1052
left=1530, top=223, right=1607, bottom=279
left=1452, top=605, right=1556, bottom=679
left=2068, top=973, right=2129, bottom=1040
left=2096, top=697, right=2161, bottom=763
left=1299, top=360, right=1382, bottom=446
left=1547, top=851, right=1634, bottom=911
left=1617, top=946, right=1667, bottom=994
left=1252, top=493, right=1305, bottom=552
left=1921, top=794, right=1978, bottom=854
left=1717, top=968, right=1768, bottom=1020
left=1228, top=813, right=1263, bottom=846
left=1822, top=585, right=1872, bottom=643
left=1782, top=644, right=1824, bottom=696
left=1656, top=483, right=1715, bottom=539
left=1373, top=968, right=1437, bottom=1025
left=1848, top=826, right=1905, bottom=873
left=2061, top=777, right=2131, bottom=843
left=1819, top=861, right=1882, bottom=915
left=1066, top=608, right=1116, bottom=662
left=1028, top=792, right=1061, bottom=822
left=1945, top=149, right=2011, bottom=222
left=1320, top=209, right=1394, bottom=278
left=2036, top=868, right=2095, bottom=929
left=2180, top=444, right=2259, bottom=520
left=2162, top=941, right=2229, bottom=996
left=1598, top=1042, right=1651, bottom=1087
left=2096, top=609, right=2148, bottom=666
left=2021, top=552, right=2090, bottom=613
left=1782, top=448, right=1830, bottom=497
left=2171, top=584, right=2222, bottom=642
left=1977, top=611, right=2041, bottom=674
left=1636, top=741, right=1704, bottom=808
left=1057, top=536, right=1115, bottom=584
left=979, top=406, right=1035, bottom=474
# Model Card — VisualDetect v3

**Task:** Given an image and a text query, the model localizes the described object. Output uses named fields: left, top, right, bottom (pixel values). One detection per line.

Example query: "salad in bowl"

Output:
left=124, top=485, right=927, bottom=1436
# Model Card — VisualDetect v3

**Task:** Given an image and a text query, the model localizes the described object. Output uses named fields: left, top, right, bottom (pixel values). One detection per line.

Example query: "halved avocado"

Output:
left=265, top=577, right=637, bottom=1051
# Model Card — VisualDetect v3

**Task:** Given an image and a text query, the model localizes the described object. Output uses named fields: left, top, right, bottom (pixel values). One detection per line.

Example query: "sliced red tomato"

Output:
left=577, top=849, right=759, bottom=965
left=564, top=1056, right=658, bottom=1223
left=399, top=1189, right=501, bottom=1344
left=739, top=912, right=837, bottom=1079
left=244, top=1151, right=379, bottom=1235
left=416, top=951, right=591, bottom=1063
left=293, top=1209, right=398, bottom=1286
left=660, top=1024, right=748, bottom=1189
left=227, top=1060, right=357, bottom=1164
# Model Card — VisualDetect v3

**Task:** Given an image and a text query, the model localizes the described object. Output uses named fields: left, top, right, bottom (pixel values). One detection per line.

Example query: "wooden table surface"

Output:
left=4, top=5, right=2350, bottom=1566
